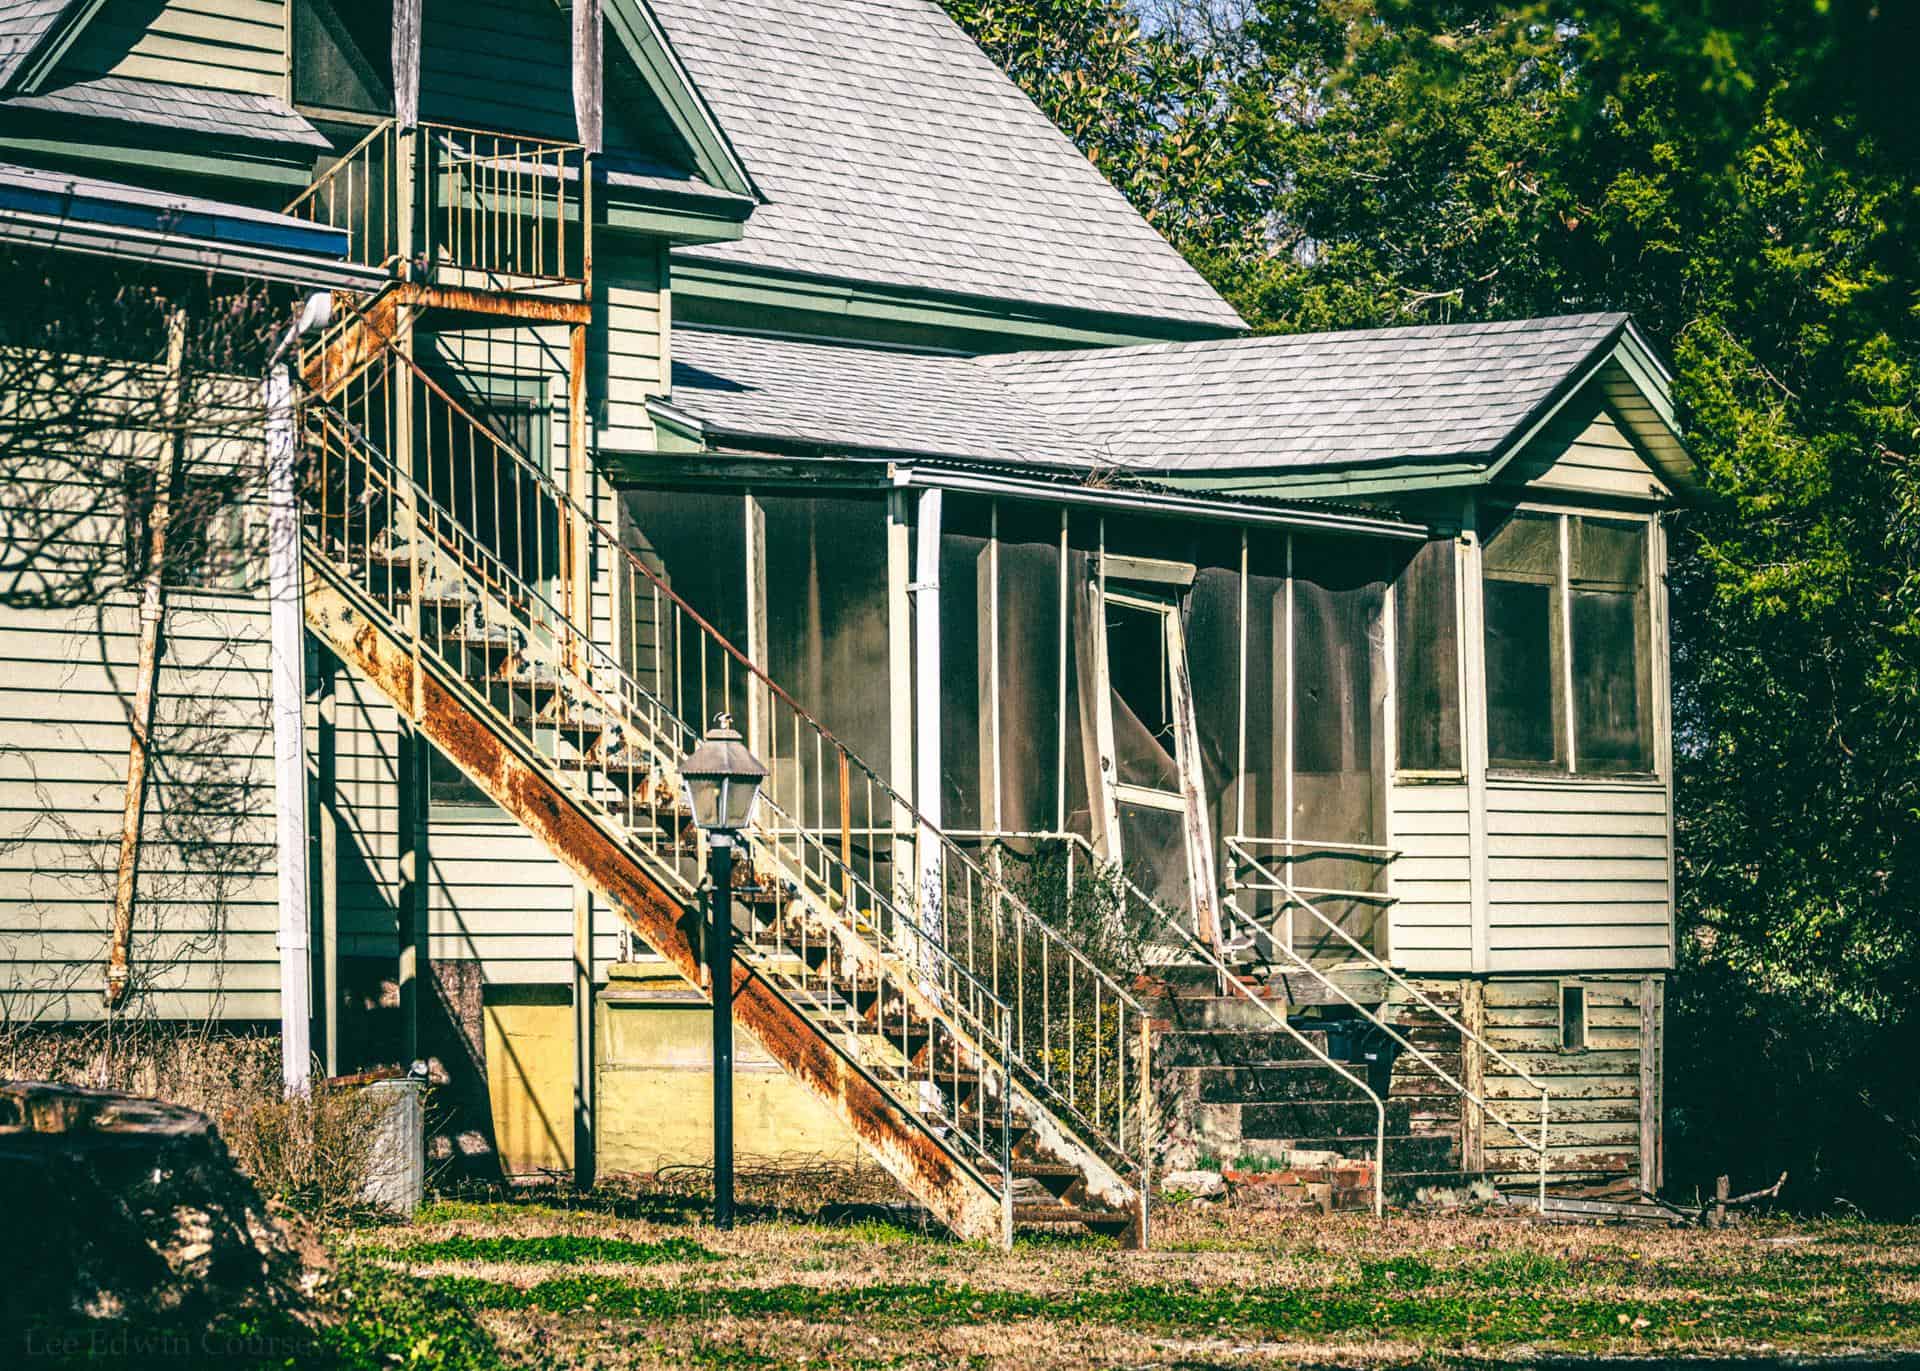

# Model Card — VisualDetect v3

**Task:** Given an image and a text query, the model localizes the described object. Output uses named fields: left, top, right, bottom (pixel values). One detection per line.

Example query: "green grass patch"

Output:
left=374, top=1234, right=720, bottom=1267
left=414, top=1271, right=1916, bottom=1348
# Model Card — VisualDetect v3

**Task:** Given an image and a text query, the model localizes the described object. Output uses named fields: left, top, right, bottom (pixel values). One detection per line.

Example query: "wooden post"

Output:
left=1639, top=974, right=1660, bottom=1194
left=392, top=0, right=422, bottom=132
left=397, top=723, right=428, bottom=1067
left=1458, top=496, right=1492, bottom=976
left=106, top=309, right=188, bottom=1010
left=1461, top=977, right=1486, bottom=1174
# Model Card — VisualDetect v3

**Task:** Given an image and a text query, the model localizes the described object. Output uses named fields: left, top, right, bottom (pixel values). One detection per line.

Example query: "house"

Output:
left=0, top=0, right=1692, bottom=1243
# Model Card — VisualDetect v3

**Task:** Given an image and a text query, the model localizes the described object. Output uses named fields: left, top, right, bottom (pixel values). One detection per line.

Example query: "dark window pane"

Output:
left=1570, top=518, right=1651, bottom=773
left=1483, top=511, right=1565, bottom=769
left=621, top=487, right=749, bottom=731
left=1485, top=580, right=1562, bottom=766
left=1559, top=983, right=1587, bottom=1051
left=1394, top=538, right=1460, bottom=771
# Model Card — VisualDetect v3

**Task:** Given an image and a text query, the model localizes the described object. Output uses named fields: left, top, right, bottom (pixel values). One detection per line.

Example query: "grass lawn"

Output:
left=314, top=1193, right=1920, bottom=1370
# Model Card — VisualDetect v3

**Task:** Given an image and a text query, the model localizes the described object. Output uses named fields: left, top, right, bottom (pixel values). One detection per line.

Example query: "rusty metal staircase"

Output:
left=291, top=281, right=1150, bottom=1244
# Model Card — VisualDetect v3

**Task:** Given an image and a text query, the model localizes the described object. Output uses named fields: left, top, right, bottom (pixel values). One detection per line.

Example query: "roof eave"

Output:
left=599, top=0, right=760, bottom=202
left=0, top=206, right=387, bottom=291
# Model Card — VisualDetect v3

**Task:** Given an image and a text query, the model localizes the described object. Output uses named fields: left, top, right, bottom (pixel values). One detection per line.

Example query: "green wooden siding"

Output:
left=63, top=0, right=287, bottom=96
left=1500, top=389, right=1672, bottom=503
left=1386, top=781, right=1472, bottom=973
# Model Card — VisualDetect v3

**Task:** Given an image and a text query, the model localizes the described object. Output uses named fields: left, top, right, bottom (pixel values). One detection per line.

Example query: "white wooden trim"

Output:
left=1460, top=497, right=1492, bottom=975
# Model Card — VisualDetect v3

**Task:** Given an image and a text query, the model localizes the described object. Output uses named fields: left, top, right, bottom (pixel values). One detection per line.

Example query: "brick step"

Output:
left=1154, top=1029, right=1332, bottom=1068
left=1238, top=1098, right=1416, bottom=1138
left=1177, top=1063, right=1380, bottom=1104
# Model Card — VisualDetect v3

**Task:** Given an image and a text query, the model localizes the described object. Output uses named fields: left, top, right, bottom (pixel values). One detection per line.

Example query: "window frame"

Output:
left=1480, top=502, right=1659, bottom=782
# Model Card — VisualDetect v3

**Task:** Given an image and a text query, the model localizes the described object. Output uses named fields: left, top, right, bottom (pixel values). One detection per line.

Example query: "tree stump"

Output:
left=0, top=1082, right=311, bottom=1330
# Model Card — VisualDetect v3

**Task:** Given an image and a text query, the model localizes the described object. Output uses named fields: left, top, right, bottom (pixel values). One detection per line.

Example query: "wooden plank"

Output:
left=1639, top=974, right=1659, bottom=1193
left=1488, top=946, right=1671, bottom=973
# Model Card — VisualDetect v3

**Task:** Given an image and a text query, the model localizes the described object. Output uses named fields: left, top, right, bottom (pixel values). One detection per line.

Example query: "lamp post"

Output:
left=680, top=713, right=767, bottom=1231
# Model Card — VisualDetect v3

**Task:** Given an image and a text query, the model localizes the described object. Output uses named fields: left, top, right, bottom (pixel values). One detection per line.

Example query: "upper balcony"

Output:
left=285, top=120, right=590, bottom=299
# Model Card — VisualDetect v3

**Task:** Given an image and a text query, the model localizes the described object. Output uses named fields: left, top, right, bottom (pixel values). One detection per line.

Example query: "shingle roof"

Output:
left=0, top=0, right=75, bottom=89
left=983, top=314, right=1631, bottom=473
left=2, top=73, right=328, bottom=147
left=0, top=159, right=347, bottom=254
left=646, top=0, right=1243, bottom=333
left=669, top=314, right=1636, bottom=477
left=671, top=330, right=1102, bottom=466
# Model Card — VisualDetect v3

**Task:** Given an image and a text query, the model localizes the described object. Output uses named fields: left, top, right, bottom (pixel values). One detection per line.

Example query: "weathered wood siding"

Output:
left=419, top=0, right=576, bottom=139
left=63, top=0, right=287, bottom=96
left=1485, top=781, right=1672, bottom=973
left=1386, top=781, right=1472, bottom=973
left=1478, top=975, right=1659, bottom=1180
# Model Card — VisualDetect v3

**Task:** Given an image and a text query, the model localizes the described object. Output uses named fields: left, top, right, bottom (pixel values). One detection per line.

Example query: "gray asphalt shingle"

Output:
left=2, top=73, right=328, bottom=147
left=0, top=0, right=75, bottom=89
left=648, top=0, right=1243, bottom=332
left=670, top=314, right=1632, bottom=476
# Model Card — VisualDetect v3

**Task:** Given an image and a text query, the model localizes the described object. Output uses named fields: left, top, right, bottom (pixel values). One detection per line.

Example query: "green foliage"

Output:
left=371, top=1235, right=720, bottom=1267
left=941, top=0, right=1920, bottom=1214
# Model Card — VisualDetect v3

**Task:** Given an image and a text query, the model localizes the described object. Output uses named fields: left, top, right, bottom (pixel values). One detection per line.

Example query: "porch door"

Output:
left=1097, top=586, right=1220, bottom=945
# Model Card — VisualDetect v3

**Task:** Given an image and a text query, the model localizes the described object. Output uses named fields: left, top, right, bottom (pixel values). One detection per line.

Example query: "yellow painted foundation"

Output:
left=483, top=988, right=575, bottom=1176
left=596, top=964, right=861, bottom=1175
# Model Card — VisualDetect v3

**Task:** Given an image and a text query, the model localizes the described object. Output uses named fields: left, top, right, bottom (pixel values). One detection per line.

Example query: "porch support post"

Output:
left=267, top=332, right=313, bottom=1094
left=912, top=488, right=943, bottom=944
left=574, top=884, right=596, bottom=1188
left=886, top=489, right=915, bottom=907
left=1459, top=495, right=1492, bottom=976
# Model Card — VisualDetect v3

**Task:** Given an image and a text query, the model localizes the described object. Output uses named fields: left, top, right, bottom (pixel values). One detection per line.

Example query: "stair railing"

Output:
left=284, top=120, right=403, bottom=275
left=1227, top=838, right=1552, bottom=1209
left=301, top=298, right=1149, bottom=1187
left=299, top=392, right=1020, bottom=1223
left=1038, top=832, right=1385, bottom=1216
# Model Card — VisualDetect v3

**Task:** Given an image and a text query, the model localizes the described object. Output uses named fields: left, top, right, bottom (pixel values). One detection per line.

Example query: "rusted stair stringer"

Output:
left=303, top=571, right=1011, bottom=1243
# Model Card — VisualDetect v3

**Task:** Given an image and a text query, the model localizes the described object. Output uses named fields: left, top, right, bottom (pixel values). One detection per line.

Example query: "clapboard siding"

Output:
left=1502, top=385, right=1670, bottom=502
left=420, top=0, right=574, bottom=138
left=0, top=591, right=278, bottom=1023
left=1387, top=780, right=1472, bottom=973
left=64, top=0, right=287, bottom=96
left=1484, top=781, right=1672, bottom=972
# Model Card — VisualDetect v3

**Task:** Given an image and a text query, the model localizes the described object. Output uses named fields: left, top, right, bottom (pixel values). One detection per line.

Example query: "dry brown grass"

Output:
left=336, top=1189, right=1920, bottom=1369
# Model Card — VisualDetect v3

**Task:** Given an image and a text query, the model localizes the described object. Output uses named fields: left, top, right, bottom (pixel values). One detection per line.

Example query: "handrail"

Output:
left=299, top=396, right=1020, bottom=1208
left=1227, top=837, right=1552, bottom=1209
left=1045, top=831, right=1385, bottom=1217
left=306, top=291, right=1149, bottom=1179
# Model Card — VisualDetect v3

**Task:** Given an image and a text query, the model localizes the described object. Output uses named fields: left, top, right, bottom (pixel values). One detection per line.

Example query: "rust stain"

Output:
left=402, top=283, right=591, bottom=326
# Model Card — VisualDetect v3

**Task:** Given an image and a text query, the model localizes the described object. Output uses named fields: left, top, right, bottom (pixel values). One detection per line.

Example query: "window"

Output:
left=1559, top=982, right=1589, bottom=1052
left=1394, top=537, right=1461, bottom=772
left=1482, top=509, right=1653, bottom=774
left=123, top=465, right=253, bottom=592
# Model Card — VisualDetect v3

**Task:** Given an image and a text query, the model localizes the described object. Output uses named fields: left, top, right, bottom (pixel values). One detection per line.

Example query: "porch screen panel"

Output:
left=1394, top=537, right=1462, bottom=772
left=1236, top=535, right=1288, bottom=927
left=1570, top=516, right=1653, bottom=772
left=1061, top=514, right=1103, bottom=845
left=993, top=503, right=1062, bottom=841
left=1103, top=595, right=1181, bottom=793
left=938, top=497, right=992, bottom=833
left=1483, top=509, right=1566, bottom=768
left=759, top=492, right=893, bottom=845
left=1290, top=535, right=1388, bottom=959
left=619, top=487, right=749, bottom=733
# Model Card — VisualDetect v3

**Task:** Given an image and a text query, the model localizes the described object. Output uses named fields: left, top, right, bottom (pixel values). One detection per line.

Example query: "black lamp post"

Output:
left=680, top=713, right=766, bottom=1231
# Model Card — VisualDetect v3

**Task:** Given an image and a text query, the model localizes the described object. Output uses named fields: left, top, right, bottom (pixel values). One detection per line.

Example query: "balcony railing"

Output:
left=285, top=120, right=589, bottom=291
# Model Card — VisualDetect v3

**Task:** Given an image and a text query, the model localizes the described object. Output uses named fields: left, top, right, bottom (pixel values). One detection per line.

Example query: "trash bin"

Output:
left=360, top=1064, right=427, bottom=1216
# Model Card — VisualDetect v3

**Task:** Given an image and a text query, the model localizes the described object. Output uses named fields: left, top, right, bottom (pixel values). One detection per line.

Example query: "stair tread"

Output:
left=1011, top=1203, right=1130, bottom=1225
